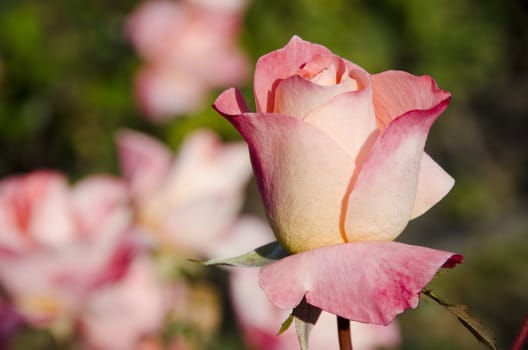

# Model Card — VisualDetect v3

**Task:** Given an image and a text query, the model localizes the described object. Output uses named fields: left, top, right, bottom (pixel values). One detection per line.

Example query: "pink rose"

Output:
left=214, top=35, right=454, bottom=253
left=213, top=36, right=462, bottom=326
left=0, top=171, right=133, bottom=326
left=116, top=129, right=252, bottom=257
left=126, top=0, right=249, bottom=120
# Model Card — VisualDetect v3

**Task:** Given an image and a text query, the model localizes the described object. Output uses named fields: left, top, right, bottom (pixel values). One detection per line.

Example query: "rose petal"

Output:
left=163, top=129, right=251, bottom=205
left=80, top=255, right=165, bottom=350
left=259, top=241, right=462, bottom=325
left=70, top=176, right=129, bottom=237
left=371, top=70, right=451, bottom=129
left=273, top=74, right=358, bottom=119
left=207, top=216, right=277, bottom=261
left=254, top=36, right=334, bottom=113
left=116, top=129, right=172, bottom=199
left=155, top=193, right=245, bottom=256
left=212, top=87, right=250, bottom=115
left=0, top=171, right=75, bottom=250
left=134, top=65, right=207, bottom=119
left=344, top=97, right=450, bottom=242
left=125, top=0, right=183, bottom=61
left=215, top=91, right=354, bottom=252
left=411, top=153, right=455, bottom=219
left=135, top=129, right=251, bottom=256
left=303, top=70, right=378, bottom=160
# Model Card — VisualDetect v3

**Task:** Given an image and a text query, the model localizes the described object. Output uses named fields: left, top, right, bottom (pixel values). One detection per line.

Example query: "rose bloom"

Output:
left=0, top=171, right=133, bottom=327
left=214, top=36, right=462, bottom=326
left=116, top=129, right=252, bottom=258
left=126, top=0, right=249, bottom=120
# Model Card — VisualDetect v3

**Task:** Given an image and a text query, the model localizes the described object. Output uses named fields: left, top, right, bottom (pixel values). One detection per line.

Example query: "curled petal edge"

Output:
left=259, top=241, right=462, bottom=325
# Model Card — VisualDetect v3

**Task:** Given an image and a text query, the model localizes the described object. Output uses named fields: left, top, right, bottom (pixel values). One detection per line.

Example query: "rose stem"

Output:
left=337, top=315, right=353, bottom=350
left=512, top=314, right=528, bottom=350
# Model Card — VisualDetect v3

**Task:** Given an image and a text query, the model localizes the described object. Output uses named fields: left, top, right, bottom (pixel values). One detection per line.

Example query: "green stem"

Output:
left=337, top=315, right=353, bottom=350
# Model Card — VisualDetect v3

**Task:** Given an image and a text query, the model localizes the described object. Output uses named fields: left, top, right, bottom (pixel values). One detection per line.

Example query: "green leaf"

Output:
left=292, top=298, right=322, bottom=350
left=277, top=314, right=294, bottom=335
left=422, top=288, right=497, bottom=350
left=195, top=241, right=289, bottom=267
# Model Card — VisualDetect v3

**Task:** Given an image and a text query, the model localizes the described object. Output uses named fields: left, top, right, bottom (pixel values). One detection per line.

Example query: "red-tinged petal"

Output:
left=212, top=87, right=250, bottom=115
left=344, top=97, right=450, bottom=242
left=116, top=129, right=172, bottom=199
left=411, top=153, right=455, bottom=219
left=371, top=70, right=451, bottom=129
left=0, top=171, right=74, bottom=250
left=213, top=106, right=354, bottom=253
left=259, top=241, right=462, bottom=325
left=253, top=36, right=334, bottom=113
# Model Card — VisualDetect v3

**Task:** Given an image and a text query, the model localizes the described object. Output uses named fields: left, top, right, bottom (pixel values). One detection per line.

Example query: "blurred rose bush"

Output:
left=126, top=0, right=249, bottom=120
left=0, top=172, right=133, bottom=327
left=0, top=129, right=254, bottom=349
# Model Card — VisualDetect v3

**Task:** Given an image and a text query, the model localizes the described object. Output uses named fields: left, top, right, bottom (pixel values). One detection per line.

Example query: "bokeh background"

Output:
left=0, top=0, right=527, bottom=349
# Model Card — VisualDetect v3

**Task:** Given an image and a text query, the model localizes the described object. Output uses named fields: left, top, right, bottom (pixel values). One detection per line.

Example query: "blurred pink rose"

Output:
left=116, top=129, right=252, bottom=257
left=217, top=217, right=401, bottom=350
left=0, top=171, right=133, bottom=326
left=127, top=0, right=249, bottom=120
left=79, top=254, right=166, bottom=350
left=214, top=36, right=462, bottom=327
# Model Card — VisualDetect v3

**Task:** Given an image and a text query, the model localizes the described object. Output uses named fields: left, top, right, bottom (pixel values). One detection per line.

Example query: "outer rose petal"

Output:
left=411, top=153, right=455, bottom=218
left=116, top=128, right=172, bottom=198
left=344, top=97, right=450, bottom=242
left=259, top=241, right=462, bottom=325
left=371, top=70, right=450, bottom=129
left=214, top=90, right=355, bottom=253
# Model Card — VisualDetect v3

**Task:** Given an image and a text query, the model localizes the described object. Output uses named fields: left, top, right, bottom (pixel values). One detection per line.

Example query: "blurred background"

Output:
left=0, top=0, right=527, bottom=349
